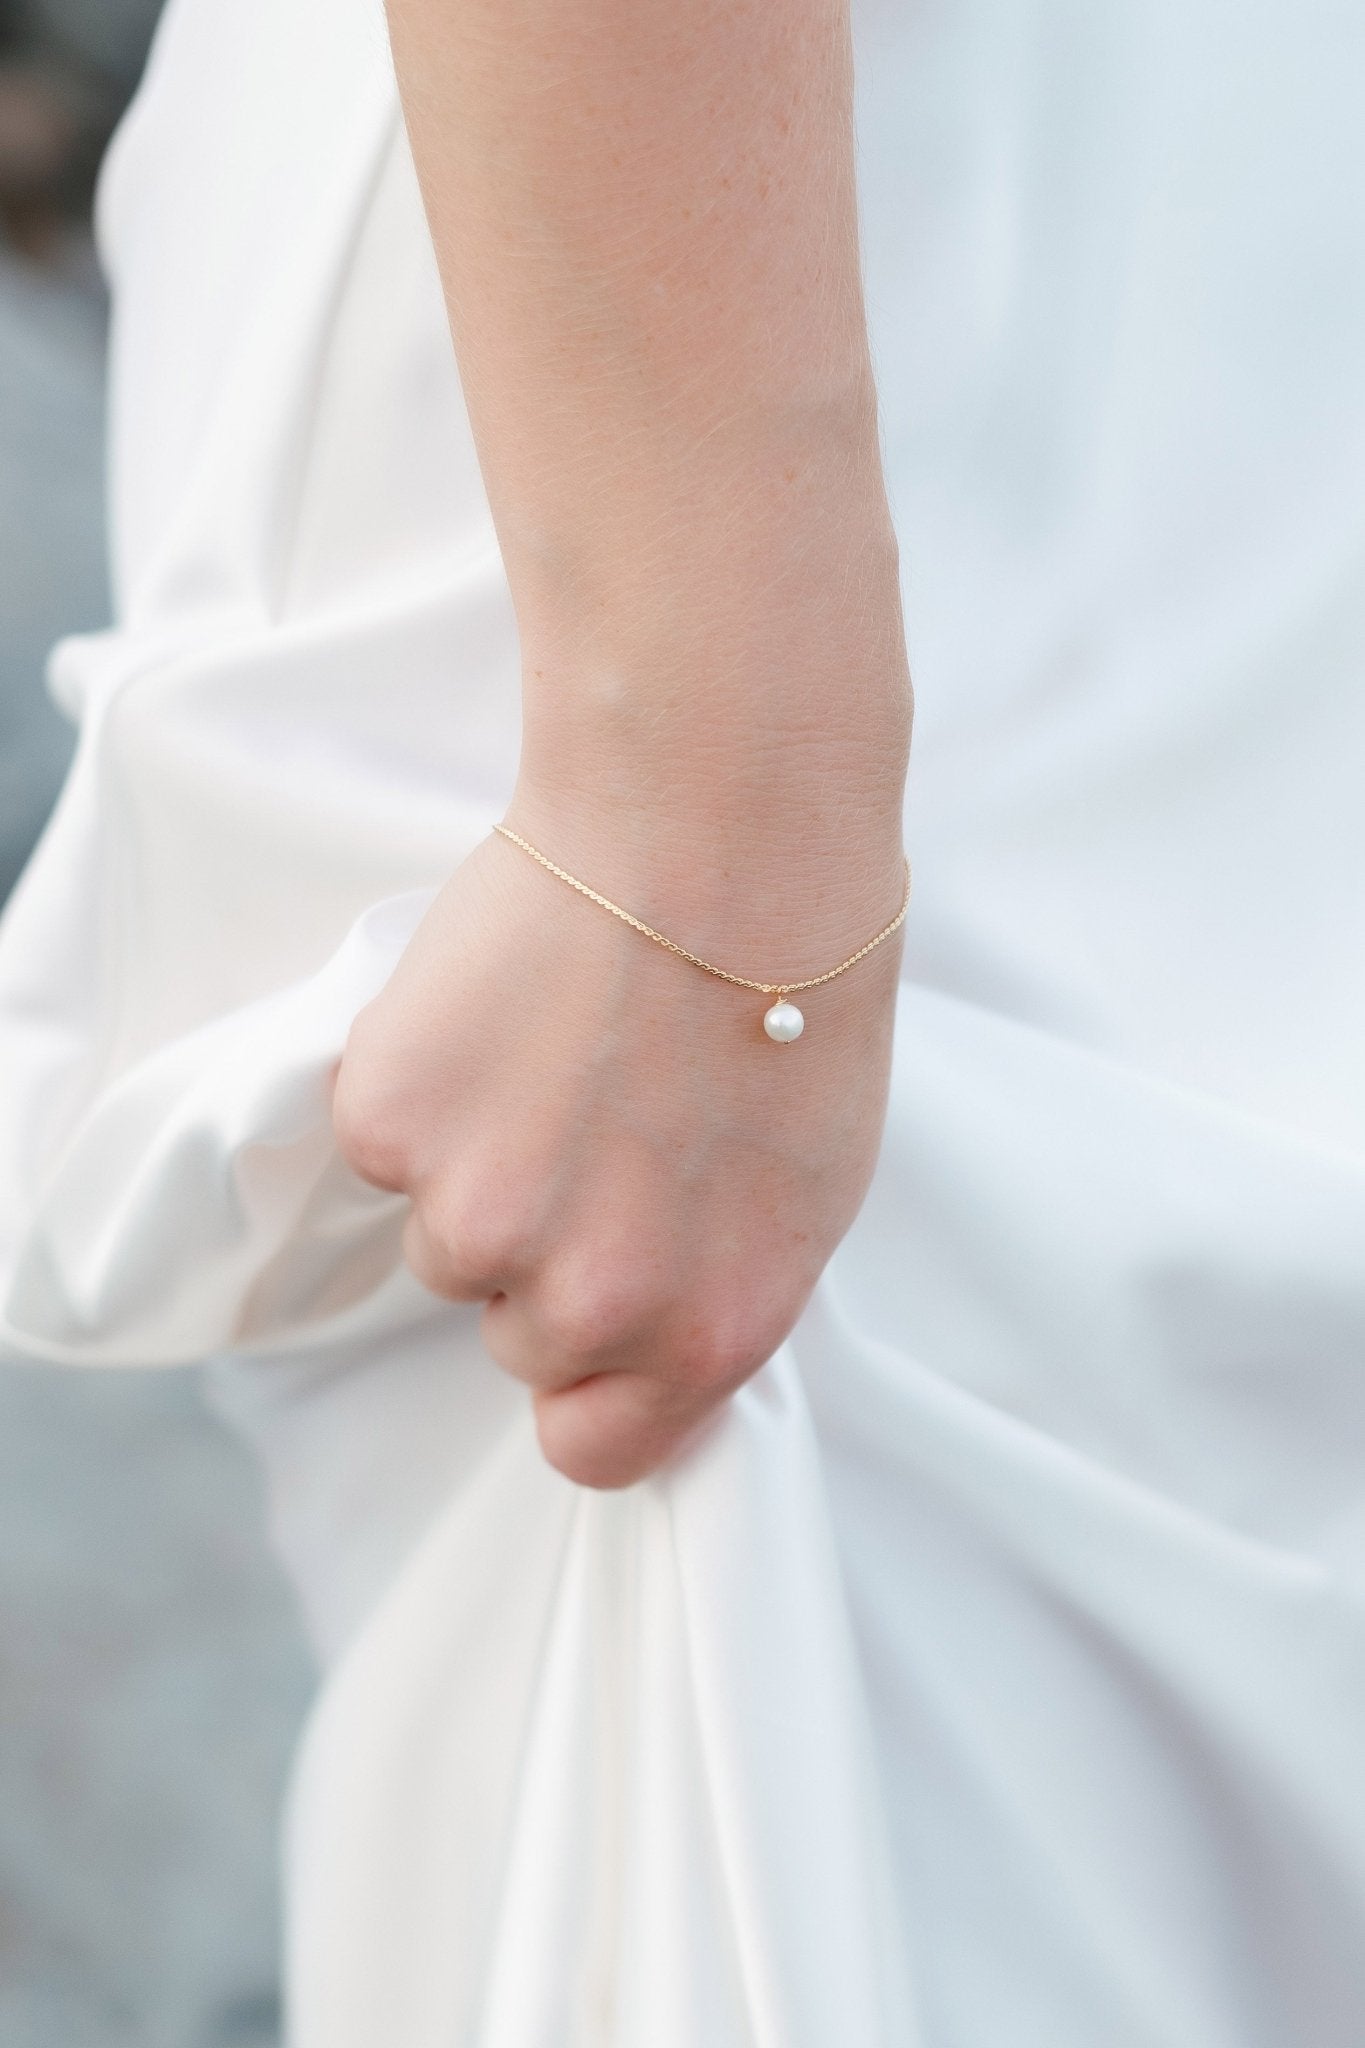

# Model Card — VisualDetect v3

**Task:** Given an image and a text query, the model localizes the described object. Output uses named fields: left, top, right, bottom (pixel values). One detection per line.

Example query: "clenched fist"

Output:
left=331, top=812, right=905, bottom=1488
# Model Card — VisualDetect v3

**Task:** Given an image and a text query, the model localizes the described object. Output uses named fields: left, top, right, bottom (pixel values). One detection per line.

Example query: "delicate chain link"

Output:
left=492, top=824, right=912, bottom=998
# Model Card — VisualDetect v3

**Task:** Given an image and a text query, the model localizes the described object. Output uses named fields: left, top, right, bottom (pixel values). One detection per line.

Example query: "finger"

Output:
left=478, top=1290, right=596, bottom=1393
left=401, top=1204, right=524, bottom=1304
left=479, top=1238, right=671, bottom=1391
left=478, top=1287, right=662, bottom=1394
left=531, top=1372, right=724, bottom=1490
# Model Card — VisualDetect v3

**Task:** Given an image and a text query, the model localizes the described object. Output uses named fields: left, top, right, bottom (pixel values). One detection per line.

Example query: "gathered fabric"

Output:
left=2, top=0, right=1364, bottom=2040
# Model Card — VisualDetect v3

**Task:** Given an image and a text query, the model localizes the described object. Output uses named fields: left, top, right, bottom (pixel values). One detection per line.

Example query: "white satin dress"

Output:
left=2, top=0, right=1364, bottom=2041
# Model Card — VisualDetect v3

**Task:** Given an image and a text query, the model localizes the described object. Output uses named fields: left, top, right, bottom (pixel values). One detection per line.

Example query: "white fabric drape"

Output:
left=2, top=0, right=1364, bottom=2040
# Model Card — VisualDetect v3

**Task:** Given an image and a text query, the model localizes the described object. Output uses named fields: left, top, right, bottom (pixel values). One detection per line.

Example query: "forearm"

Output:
left=385, top=0, right=910, bottom=940
left=345, top=0, right=912, bottom=1489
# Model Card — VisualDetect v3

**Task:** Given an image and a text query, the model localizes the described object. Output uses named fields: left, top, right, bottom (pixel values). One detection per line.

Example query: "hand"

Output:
left=330, top=808, right=905, bottom=1488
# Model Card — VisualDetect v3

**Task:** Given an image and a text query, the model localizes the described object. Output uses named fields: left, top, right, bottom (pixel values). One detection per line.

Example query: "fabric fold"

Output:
left=3, top=0, right=1365, bottom=2038
left=280, top=1353, right=918, bottom=2048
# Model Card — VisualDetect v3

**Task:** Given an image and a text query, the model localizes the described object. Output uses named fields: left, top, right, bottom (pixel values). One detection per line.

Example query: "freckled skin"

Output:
left=347, top=0, right=912, bottom=1485
left=334, top=829, right=904, bottom=1489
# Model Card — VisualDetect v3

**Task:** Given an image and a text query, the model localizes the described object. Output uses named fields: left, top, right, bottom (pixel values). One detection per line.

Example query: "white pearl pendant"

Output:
left=763, top=999, right=805, bottom=1043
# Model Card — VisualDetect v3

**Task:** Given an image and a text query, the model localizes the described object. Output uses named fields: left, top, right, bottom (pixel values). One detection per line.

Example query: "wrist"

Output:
left=515, top=499, right=911, bottom=803
left=501, top=418, right=912, bottom=971
left=499, top=733, right=909, bottom=989
left=510, top=651, right=910, bottom=976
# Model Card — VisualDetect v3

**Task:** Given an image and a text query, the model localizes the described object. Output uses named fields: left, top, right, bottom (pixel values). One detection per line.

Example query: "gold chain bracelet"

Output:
left=493, top=823, right=912, bottom=1043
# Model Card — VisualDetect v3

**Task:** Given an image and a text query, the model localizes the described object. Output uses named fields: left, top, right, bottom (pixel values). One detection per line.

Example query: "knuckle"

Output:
left=421, top=1184, right=537, bottom=1290
left=331, top=1063, right=411, bottom=1192
left=536, top=1260, right=657, bottom=1359
left=400, top=1208, right=456, bottom=1298
left=672, top=1306, right=793, bottom=1395
left=671, top=1338, right=752, bottom=1395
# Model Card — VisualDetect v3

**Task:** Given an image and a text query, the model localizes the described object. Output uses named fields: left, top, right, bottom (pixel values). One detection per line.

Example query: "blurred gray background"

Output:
left=0, top=7, right=315, bottom=2043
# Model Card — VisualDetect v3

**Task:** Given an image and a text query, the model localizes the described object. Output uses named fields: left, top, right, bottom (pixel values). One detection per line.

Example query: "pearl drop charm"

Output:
left=763, top=999, right=805, bottom=1043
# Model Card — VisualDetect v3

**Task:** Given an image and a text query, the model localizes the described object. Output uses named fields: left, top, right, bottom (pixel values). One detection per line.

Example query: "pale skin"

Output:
left=331, top=0, right=913, bottom=1488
